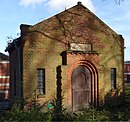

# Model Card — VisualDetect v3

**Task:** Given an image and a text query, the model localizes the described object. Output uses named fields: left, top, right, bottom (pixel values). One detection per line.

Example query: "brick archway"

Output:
left=67, top=53, right=99, bottom=111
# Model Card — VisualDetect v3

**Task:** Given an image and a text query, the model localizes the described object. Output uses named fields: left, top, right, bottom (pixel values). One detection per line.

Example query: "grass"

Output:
left=124, top=84, right=130, bottom=120
left=125, top=84, right=130, bottom=103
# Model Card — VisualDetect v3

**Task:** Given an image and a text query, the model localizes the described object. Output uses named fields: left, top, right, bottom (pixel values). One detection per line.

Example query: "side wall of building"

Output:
left=9, top=48, right=20, bottom=100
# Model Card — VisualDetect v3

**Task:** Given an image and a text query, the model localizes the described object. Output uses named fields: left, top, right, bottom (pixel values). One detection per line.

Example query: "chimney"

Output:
left=20, top=24, right=31, bottom=36
left=77, top=1, right=82, bottom=5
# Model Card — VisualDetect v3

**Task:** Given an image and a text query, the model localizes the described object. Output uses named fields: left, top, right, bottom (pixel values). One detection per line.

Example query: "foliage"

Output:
left=0, top=84, right=130, bottom=121
left=73, top=108, right=110, bottom=121
left=0, top=101, right=52, bottom=121
left=0, top=98, right=130, bottom=121
left=125, top=84, right=130, bottom=103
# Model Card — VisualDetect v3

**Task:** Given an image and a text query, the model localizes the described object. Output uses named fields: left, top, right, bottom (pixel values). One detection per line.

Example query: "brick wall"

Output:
left=0, top=60, right=9, bottom=99
left=21, top=4, right=124, bottom=108
left=6, top=3, right=124, bottom=110
left=124, top=62, right=130, bottom=83
left=61, top=52, right=99, bottom=110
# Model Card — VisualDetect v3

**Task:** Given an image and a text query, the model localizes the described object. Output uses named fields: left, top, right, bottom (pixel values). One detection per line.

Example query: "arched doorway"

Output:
left=72, top=66, right=91, bottom=111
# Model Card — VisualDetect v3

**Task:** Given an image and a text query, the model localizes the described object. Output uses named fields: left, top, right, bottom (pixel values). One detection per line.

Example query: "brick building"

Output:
left=124, top=61, right=130, bottom=84
left=6, top=2, right=124, bottom=111
left=0, top=53, right=9, bottom=99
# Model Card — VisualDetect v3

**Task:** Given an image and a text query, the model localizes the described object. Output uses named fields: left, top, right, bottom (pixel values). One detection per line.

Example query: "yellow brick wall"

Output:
left=21, top=4, right=124, bottom=107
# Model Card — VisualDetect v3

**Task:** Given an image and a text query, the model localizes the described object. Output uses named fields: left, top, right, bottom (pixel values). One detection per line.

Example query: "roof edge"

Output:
left=5, top=37, right=21, bottom=52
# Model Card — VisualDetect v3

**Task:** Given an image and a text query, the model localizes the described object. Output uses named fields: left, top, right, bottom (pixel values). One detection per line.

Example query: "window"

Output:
left=127, top=75, right=130, bottom=83
left=111, top=68, right=116, bottom=89
left=37, top=68, right=45, bottom=95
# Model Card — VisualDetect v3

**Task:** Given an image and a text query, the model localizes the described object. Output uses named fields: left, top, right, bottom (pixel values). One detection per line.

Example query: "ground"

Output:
left=124, top=84, right=130, bottom=120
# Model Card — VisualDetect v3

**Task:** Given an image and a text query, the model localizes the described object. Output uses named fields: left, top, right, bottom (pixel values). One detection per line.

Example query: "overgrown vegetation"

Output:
left=125, top=84, right=130, bottom=103
left=0, top=102, right=130, bottom=121
left=0, top=85, right=130, bottom=121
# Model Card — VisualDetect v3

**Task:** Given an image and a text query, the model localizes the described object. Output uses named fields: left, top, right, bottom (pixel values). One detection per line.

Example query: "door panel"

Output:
left=72, top=66, right=91, bottom=111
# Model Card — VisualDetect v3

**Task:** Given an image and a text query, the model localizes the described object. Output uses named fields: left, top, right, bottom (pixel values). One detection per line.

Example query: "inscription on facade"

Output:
left=70, top=43, right=92, bottom=51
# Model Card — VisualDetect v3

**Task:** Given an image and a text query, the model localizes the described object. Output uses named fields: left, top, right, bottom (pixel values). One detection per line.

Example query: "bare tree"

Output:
left=102, top=0, right=124, bottom=5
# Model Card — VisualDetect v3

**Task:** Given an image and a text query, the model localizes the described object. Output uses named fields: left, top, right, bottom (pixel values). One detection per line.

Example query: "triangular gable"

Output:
left=30, top=2, right=118, bottom=36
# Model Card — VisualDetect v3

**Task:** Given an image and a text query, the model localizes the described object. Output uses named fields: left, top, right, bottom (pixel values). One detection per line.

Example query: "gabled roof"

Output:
left=0, top=53, right=9, bottom=61
left=32, top=2, right=92, bottom=27
left=125, top=61, right=130, bottom=64
left=30, top=1, right=118, bottom=35
left=5, top=2, right=123, bottom=52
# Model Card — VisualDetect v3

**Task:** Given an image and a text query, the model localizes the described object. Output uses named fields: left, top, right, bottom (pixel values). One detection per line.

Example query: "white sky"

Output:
left=0, top=0, right=129, bottom=61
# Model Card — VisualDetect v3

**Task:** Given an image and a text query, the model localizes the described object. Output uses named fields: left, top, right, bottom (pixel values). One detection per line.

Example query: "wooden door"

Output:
left=72, top=66, right=91, bottom=111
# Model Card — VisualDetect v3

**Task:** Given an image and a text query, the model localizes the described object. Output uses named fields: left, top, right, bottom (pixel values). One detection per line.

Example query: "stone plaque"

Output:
left=70, top=43, right=92, bottom=51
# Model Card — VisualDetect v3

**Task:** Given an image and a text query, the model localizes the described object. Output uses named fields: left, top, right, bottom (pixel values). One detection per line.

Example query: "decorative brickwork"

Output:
left=65, top=52, right=99, bottom=110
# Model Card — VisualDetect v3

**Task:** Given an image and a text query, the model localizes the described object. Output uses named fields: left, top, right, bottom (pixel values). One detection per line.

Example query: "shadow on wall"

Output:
left=56, top=65, right=62, bottom=110
left=52, top=65, right=64, bottom=121
left=53, top=66, right=125, bottom=113
left=99, top=88, right=125, bottom=109
left=9, top=65, right=125, bottom=114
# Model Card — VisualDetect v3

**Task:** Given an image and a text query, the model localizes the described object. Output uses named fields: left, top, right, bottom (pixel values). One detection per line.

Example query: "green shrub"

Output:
left=0, top=93, right=130, bottom=121
left=1, top=102, right=52, bottom=121
left=73, top=108, right=110, bottom=121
